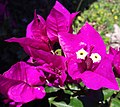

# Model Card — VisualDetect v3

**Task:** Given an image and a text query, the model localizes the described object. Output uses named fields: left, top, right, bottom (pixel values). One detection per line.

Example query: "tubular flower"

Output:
left=58, top=22, right=119, bottom=90
left=0, top=61, right=45, bottom=106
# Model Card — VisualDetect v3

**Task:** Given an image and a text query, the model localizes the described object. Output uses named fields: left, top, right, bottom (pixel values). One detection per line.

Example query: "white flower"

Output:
left=90, top=53, right=101, bottom=63
left=76, top=48, right=88, bottom=60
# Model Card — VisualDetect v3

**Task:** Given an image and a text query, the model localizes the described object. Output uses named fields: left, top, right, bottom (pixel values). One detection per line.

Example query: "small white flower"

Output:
left=76, top=48, right=88, bottom=60
left=90, top=53, right=101, bottom=63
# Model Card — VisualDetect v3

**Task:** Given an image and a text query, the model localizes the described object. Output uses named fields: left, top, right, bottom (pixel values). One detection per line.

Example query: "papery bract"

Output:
left=26, top=10, right=49, bottom=44
left=46, top=1, right=78, bottom=44
left=58, top=22, right=119, bottom=90
left=5, top=37, right=51, bottom=55
left=0, top=61, right=45, bottom=106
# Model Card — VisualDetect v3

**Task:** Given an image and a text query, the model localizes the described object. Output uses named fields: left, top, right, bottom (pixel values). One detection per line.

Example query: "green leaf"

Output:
left=116, top=91, right=120, bottom=98
left=103, top=89, right=114, bottom=100
left=64, top=89, right=74, bottom=95
left=49, top=97, right=56, bottom=103
left=79, top=82, right=85, bottom=88
left=116, top=78, right=120, bottom=86
left=52, top=101, right=72, bottom=107
left=48, top=97, right=57, bottom=107
left=110, top=98, right=120, bottom=107
left=45, top=86, right=60, bottom=93
left=68, top=84, right=80, bottom=91
left=69, top=97, right=83, bottom=107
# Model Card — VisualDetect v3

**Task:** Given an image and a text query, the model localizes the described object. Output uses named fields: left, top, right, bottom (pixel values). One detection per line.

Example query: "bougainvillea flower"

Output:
left=109, top=47, right=120, bottom=77
left=25, top=48, right=67, bottom=87
left=0, top=61, right=46, bottom=106
left=46, top=1, right=78, bottom=44
left=58, top=22, right=119, bottom=90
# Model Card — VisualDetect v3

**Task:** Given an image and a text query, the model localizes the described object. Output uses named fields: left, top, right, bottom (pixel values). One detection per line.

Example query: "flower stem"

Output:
left=76, top=0, right=84, bottom=12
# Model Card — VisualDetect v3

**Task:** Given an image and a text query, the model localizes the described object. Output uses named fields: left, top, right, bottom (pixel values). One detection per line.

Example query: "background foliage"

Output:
left=73, top=0, right=120, bottom=44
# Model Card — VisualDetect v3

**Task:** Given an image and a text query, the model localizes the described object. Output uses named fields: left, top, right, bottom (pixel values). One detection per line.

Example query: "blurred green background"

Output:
left=73, top=0, right=120, bottom=44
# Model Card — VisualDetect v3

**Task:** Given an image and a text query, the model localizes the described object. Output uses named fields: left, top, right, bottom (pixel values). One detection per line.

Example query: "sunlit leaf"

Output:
left=110, top=98, right=120, bottom=107
left=116, top=78, right=120, bottom=86
left=103, top=89, right=114, bottom=100
left=116, top=91, right=120, bottom=98
left=48, top=97, right=57, bottom=107
left=68, top=84, right=80, bottom=91
left=63, top=89, right=74, bottom=95
left=52, top=101, right=72, bottom=107
left=45, top=86, right=60, bottom=93
left=69, top=97, right=83, bottom=107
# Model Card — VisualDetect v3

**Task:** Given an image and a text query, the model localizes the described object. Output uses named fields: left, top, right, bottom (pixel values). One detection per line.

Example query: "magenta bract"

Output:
left=0, top=62, right=45, bottom=105
left=26, top=10, right=49, bottom=44
left=80, top=57, right=119, bottom=90
left=46, top=1, right=78, bottom=44
left=5, top=37, right=51, bottom=55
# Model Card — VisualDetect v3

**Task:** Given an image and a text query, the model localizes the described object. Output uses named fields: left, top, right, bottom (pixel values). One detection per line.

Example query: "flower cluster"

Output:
left=0, top=1, right=119, bottom=107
